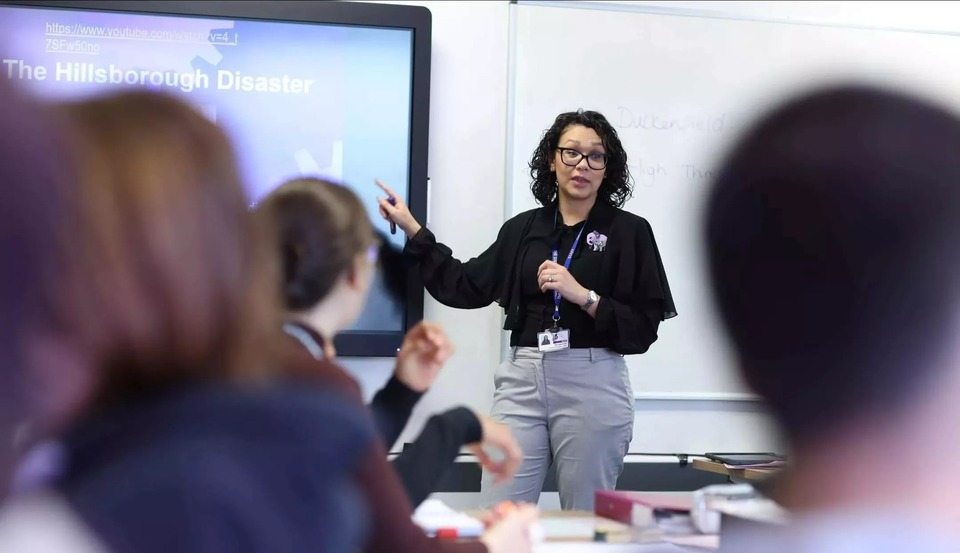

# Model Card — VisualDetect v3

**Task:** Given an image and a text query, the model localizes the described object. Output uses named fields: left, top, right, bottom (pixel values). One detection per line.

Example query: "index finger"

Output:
left=375, top=179, right=399, bottom=199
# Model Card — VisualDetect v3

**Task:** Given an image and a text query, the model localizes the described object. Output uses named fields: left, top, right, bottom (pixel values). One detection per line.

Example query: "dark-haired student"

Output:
left=707, top=85, right=960, bottom=552
left=378, top=110, right=677, bottom=511
left=256, top=177, right=536, bottom=553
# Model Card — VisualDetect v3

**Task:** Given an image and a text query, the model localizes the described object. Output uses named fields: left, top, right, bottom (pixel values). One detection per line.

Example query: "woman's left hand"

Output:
left=537, top=260, right=588, bottom=306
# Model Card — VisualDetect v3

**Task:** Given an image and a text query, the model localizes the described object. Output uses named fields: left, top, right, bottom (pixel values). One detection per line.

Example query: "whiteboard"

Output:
left=508, top=1, right=960, bottom=397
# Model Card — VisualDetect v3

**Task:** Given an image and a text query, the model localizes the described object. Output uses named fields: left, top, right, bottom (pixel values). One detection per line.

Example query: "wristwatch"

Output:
left=581, top=290, right=599, bottom=310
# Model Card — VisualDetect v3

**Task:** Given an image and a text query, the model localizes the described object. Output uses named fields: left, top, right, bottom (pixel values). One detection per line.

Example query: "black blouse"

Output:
left=405, top=200, right=677, bottom=355
left=515, top=218, right=602, bottom=348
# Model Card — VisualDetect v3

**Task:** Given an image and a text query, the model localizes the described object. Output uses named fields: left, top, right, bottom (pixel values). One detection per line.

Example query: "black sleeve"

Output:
left=595, top=218, right=677, bottom=354
left=369, top=376, right=424, bottom=449
left=595, top=301, right=663, bottom=355
left=403, top=226, right=504, bottom=309
left=390, top=407, right=483, bottom=507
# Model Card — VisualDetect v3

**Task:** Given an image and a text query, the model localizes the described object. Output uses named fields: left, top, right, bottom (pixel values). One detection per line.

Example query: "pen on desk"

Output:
left=388, top=196, right=397, bottom=235
left=435, top=528, right=459, bottom=540
left=435, top=528, right=481, bottom=540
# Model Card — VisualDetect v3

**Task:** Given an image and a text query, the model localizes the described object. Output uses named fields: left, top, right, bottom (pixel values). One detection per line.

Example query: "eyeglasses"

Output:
left=557, top=147, right=609, bottom=170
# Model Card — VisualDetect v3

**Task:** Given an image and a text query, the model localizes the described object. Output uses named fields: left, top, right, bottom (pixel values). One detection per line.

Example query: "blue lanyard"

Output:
left=550, top=211, right=586, bottom=326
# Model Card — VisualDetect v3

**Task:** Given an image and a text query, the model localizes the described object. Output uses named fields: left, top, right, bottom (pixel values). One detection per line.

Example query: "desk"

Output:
left=691, top=459, right=779, bottom=483
left=480, top=509, right=714, bottom=552
left=535, top=543, right=688, bottom=552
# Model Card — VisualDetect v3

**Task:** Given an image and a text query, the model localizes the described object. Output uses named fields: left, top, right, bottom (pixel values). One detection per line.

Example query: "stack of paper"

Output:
left=537, top=517, right=595, bottom=540
left=713, top=498, right=789, bottom=525
left=664, top=534, right=721, bottom=551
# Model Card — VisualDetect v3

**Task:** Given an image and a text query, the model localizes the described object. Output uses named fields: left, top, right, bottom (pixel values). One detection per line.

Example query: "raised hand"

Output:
left=375, top=179, right=423, bottom=239
left=394, top=322, right=453, bottom=392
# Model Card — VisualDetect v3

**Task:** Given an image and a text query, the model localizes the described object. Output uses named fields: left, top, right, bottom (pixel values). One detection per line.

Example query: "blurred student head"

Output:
left=256, top=178, right=382, bottom=336
left=35, top=90, right=278, bottom=430
left=705, top=85, right=960, bottom=515
left=0, top=80, right=73, bottom=496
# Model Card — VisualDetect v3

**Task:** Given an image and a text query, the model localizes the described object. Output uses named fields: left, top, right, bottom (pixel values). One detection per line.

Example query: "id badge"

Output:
left=537, top=328, right=570, bottom=353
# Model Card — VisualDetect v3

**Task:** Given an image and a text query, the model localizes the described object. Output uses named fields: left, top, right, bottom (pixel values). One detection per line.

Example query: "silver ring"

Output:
left=548, top=274, right=555, bottom=283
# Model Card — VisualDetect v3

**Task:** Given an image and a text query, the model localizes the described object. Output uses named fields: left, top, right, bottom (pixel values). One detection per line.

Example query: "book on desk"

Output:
left=594, top=490, right=692, bottom=527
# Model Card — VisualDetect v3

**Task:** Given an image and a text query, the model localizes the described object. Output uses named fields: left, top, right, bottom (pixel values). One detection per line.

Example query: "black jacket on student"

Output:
left=404, top=200, right=677, bottom=355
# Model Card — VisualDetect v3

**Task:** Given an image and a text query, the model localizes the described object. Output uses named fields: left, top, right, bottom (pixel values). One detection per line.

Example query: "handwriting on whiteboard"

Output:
left=617, top=106, right=748, bottom=134
left=627, top=159, right=718, bottom=188
left=629, top=158, right=667, bottom=187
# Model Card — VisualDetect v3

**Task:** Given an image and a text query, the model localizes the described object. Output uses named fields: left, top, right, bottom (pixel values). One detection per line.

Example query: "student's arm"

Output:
left=369, top=376, right=423, bottom=448
left=372, top=322, right=454, bottom=448
left=356, top=437, right=488, bottom=553
left=390, top=407, right=483, bottom=507
left=391, top=410, right=523, bottom=508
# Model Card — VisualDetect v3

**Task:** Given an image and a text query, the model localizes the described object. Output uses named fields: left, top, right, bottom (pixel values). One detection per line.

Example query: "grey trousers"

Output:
left=480, top=347, right=634, bottom=511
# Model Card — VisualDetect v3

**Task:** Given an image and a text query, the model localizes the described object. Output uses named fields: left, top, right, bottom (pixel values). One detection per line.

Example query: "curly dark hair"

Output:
left=529, top=110, right=633, bottom=208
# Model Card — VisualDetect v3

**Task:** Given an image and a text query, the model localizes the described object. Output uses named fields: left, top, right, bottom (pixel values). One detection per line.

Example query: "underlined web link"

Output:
left=44, top=22, right=237, bottom=45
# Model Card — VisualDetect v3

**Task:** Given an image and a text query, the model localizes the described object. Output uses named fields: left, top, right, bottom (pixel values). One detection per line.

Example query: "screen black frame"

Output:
left=0, top=0, right=431, bottom=357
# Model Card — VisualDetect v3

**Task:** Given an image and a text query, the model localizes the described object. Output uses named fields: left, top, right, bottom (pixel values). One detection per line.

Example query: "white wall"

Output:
left=344, top=0, right=960, bottom=456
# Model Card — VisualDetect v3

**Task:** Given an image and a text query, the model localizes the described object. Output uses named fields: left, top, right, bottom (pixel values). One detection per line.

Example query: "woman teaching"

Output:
left=377, top=109, right=677, bottom=510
